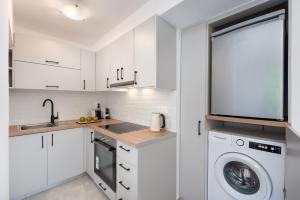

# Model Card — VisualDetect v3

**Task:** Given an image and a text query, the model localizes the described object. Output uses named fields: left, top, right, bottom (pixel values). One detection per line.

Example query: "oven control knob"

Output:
left=100, top=137, right=106, bottom=141
left=236, top=139, right=245, bottom=146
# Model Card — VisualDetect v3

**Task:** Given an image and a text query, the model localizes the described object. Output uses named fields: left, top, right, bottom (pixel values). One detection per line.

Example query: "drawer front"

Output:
left=117, top=178, right=137, bottom=200
left=117, top=157, right=137, bottom=186
left=117, top=188, right=137, bottom=200
left=94, top=175, right=116, bottom=200
left=117, top=141, right=137, bottom=165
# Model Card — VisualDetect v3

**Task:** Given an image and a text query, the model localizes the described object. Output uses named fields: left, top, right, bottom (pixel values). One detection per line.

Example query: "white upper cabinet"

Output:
left=134, top=16, right=176, bottom=90
left=10, top=133, right=48, bottom=199
left=15, top=61, right=81, bottom=91
left=48, top=128, right=84, bottom=185
left=96, top=45, right=111, bottom=91
left=81, top=50, right=95, bottom=91
left=14, top=33, right=81, bottom=70
left=110, top=30, right=134, bottom=84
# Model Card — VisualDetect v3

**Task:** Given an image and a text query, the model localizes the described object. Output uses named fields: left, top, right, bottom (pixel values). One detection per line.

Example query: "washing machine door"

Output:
left=215, top=153, right=272, bottom=200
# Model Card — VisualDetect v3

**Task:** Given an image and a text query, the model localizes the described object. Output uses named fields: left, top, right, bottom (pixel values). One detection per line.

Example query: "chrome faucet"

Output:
left=42, top=99, right=59, bottom=124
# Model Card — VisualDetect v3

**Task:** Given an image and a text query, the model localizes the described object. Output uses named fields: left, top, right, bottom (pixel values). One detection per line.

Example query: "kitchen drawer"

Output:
left=94, top=175, right=116, bottom=200
left=117, top=188, right=137, bottom=200
left=117, top=178, right=137, bottom=200
left=117, top=141, right=137, bottom=165
left=117, top=157, right=137, bottom=186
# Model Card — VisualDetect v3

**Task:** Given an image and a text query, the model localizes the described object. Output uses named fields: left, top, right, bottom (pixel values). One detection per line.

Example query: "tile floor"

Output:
left=26, top=175, right=109, bottom=200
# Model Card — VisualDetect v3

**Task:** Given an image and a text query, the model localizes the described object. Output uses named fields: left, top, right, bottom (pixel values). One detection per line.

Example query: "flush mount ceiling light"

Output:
left=61, top=3, right=90, bottom=21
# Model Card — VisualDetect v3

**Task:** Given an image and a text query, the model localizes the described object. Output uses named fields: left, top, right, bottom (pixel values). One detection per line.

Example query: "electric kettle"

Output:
left=150, top=112, right=166, bottom=132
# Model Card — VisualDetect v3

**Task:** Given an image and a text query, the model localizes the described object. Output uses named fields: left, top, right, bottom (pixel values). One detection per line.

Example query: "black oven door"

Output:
left=94, top=139, right=116, bottom=192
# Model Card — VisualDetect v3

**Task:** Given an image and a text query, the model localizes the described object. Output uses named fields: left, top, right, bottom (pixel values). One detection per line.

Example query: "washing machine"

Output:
left=208, top=127, right=286, bottom=200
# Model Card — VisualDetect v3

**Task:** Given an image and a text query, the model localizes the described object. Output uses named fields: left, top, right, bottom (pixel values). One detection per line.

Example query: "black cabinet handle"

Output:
left=99, top=183, right=107, bottom=191
left=121, top=67, right=124, bottom=80
left=119, top=145, right=130, bottom=152
left=83, top=80, right=86, bottom=90
left=134, top=71, right=137, bottom=85
left=119, top=163, right=130, bottom=171
left=118, top=199, right=123, bottom=200
left=117, top=69, right=120, bottom=80
left=51, top=134, right=54, bottom=146
left=42, top=136, right=44, bottom=149
left=45, top=85, right=59, bottom=88
left=45, top=60, right=59, bottom=65
left=119, top=181, right=130, bottom=191
left=106, top=78, right=109, bottom=88
left=198, top=120, right=201, bottom=136
left=90, top=132, right=94, bottom=143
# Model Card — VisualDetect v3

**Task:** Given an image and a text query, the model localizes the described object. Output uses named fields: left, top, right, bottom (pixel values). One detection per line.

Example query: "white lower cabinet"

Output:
left=9, top=133, right=48, bottom=200
left=48, top=129, right=84, bottom=185
left=116, top=138, right=176, bottom=200
left=94, top=174, right=116, bottom=200
left=9, top=128, right=84, bottom=199
left=85, top=129, right=96, bottom=180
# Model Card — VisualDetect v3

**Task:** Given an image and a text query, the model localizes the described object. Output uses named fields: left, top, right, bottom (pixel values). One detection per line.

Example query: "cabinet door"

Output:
left=15, top=61, right=81, bottom=91
left=81, top=50, right=95, bottom=91
left=111, top=31, right=134, bottom=83
left=9, top=133, right=48, bottom=199
left=86, top=129, right=96, bottom=180
left=134, top=16, right=156, bottom=88
left=48, top=128, right=84, bottom=185
left=14, top=33, right=81, bottom=69
left=180, top=24, right=207, bottom=200
left=96, top=46, right=111, bottom=91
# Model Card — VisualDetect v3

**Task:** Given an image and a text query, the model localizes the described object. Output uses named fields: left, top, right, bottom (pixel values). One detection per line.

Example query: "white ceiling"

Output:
left=13, top=0, right=150, bottom=46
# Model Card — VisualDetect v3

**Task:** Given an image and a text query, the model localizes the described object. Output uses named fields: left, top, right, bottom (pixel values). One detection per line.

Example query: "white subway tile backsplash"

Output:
left=9, top=89, right=177, bottom=132
left=9, top=90, right=105, bottom=125
left=104, top=89, right=176, bottom=132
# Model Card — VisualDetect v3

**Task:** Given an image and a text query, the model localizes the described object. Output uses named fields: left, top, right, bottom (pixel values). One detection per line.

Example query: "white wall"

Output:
left=0, top=0, right=9, bottom=198
left=289, top=0, right=300, bottom=136
left=9, top=90, right=105, bottom=125
left=104, top=89, right=177, bottom=132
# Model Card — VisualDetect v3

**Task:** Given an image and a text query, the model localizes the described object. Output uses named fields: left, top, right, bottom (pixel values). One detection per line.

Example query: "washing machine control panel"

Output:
left=249, top=142, right=282, bottom=154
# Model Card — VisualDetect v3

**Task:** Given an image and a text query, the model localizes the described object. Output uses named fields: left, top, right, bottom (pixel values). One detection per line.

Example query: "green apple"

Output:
left=92, top=117, right=98, bottom=121
left=86, top=117, right=92, bottom=122
left=79, top=117, right=86, bottom=122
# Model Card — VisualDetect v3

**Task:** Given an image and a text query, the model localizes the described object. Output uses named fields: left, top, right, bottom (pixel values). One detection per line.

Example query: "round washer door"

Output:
left=215, top=153, right=272, bottom=200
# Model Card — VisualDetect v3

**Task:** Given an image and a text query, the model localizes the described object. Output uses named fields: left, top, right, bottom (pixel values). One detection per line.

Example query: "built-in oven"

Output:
left=94, top=131, right=116, bottom=192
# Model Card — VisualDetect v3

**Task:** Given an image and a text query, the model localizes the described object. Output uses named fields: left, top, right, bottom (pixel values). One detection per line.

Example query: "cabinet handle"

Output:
left=119, top=181, right=130, bottom=191
left=99, top=183, right=107, bottom=191
left=119, top=145, right=130, bottom=152
left=106, top=78, right=109, bottom=89
left=51, top=134, right=54, bottom=146
left=118, top=199, right=123, bottom=200
left=83, top=80, right=86, bottom=90
left=119, top=163, right=130, bottom=171
left=90, top=132, right=94, bottom=143
left=45, top=85, right=59, bottom=88
left=198, top=120, right=201, bottom=136
left=117, top=69, right=120, bottom=80
left=121, top=67, right=124, bottom=80
left=45, top=60, right=59, bottom=65
left=42, top=136, right=44, bottom=149
left=134, top=71, right=137, bottom=85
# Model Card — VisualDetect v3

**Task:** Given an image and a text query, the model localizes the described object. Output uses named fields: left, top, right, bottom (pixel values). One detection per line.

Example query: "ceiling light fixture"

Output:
left=61, top=3, right=90, bottom=21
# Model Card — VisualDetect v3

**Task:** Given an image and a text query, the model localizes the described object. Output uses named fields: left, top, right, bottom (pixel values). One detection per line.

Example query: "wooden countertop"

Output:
left=9, top=119, right=176, bottom=147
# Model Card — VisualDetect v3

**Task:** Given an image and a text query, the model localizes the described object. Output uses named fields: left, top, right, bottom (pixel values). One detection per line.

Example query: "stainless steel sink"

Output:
left=19, top=123, right=57, bottom=131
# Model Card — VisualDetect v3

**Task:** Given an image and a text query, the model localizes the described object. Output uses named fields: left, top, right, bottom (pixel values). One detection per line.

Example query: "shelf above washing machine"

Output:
left=206, top=115, right=288, bottom=128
